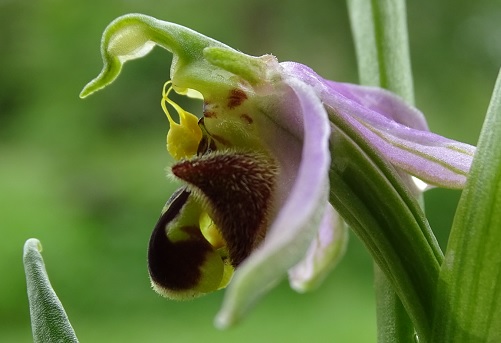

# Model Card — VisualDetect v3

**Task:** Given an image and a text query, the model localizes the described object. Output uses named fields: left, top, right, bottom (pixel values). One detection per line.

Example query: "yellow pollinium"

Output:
left=161, top=81, right=202, bottom=160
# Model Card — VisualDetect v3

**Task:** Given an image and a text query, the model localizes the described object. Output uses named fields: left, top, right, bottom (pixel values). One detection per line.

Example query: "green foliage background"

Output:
left=0, top=0, right=497, bottom=341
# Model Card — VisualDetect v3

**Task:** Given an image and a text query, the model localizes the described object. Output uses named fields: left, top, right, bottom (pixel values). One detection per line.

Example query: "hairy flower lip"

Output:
left=171, top=151, right=279, bottom=267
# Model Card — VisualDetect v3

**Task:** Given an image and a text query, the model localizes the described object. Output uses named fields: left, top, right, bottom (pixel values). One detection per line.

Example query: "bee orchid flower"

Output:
left=81, top=14, right=475, bottom=328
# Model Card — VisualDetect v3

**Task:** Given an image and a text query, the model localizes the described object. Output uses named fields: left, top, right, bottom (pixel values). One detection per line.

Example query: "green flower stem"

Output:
left=432, top=69, right=501, bottom=342
left=347, top=0, right=414, bottom=104
left=23, top=238, right=79, bottom=343
left=374, top=264, right=416, bottom=343
left=347, top=0, right=424, bottom=342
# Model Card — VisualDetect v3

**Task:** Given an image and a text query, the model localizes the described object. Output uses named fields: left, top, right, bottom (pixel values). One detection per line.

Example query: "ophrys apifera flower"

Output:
left=81, top=13, right=475, bottom=328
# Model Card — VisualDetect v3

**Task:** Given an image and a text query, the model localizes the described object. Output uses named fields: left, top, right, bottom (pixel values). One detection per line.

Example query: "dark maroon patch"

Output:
left=227, top=88, right=248, bottom=109
left=240, top=114, right=253, bottom=124
left=172, top=152, right=277, bottom=266
left=148, top=189, right=213, bottom=291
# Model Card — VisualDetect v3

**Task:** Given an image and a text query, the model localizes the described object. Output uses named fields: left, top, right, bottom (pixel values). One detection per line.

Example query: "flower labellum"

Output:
left=171, top=151, right=278, bottom=267
left=81, top=14, right=475, bottom=326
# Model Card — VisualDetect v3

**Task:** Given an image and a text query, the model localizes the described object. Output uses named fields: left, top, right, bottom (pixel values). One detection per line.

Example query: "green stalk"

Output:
left=347, top=0, right=414, bottom=104
left=374, top=265, right=416, bottom=343
left=347, top=0, right=422, bottom=342
left=432, top=69, right=501, bottom=342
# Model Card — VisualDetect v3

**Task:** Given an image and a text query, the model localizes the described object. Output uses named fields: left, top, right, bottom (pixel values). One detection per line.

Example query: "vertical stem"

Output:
left=347, top=0, right=418, bottom=342
left=347, top=0, right=414, bottom=104
left=374, top=265, right=416, bottom=343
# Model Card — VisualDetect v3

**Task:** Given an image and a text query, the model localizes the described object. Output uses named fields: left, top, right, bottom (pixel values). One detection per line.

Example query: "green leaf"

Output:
left=432, top=69, right=501, bottom=342
left=328, top=112, right=442, bottom=343
left=23, top=238, right=79, bottom=343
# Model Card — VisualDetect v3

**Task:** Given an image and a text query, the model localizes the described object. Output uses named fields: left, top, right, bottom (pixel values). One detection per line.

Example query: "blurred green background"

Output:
left=1, top=0, right=498, bottom=341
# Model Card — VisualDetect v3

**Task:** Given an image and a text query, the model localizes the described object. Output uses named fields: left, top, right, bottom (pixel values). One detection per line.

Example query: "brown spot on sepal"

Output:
left=172, top=151, right=278, bottom=266
left=203, top=101, right=218, bottom=118
left=240, top=114, right=253, bottom=124
left=227, top=88, right=248, bottom=109
left=203, top=111, right=217, bottom=119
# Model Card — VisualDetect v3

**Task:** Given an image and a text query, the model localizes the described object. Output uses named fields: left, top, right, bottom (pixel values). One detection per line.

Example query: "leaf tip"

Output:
left=23, top=238, right=42, bottom=257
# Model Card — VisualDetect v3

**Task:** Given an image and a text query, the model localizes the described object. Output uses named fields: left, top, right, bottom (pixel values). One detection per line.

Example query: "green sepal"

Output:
left=432, top=69, right=501, bottom=342
left=203, top=47, right=270, bottom=85
left=23, top=238, right=79, bottom=343
left=80, top=14, right=270, bottom=100
left=328, top=110, right=442, bottom=343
